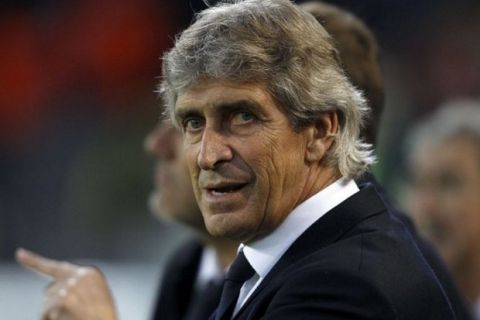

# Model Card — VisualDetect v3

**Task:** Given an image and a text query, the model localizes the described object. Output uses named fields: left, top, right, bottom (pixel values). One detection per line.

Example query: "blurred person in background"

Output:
left=15, top=107, right=240, bottom=320
left=15, top=1, right=469, bottom=319
left=406, top=100, right=480, bottom=318
left=304, top=2, right=472, bottom=319
left=14, top=119, right=240, bottom=320
left=144, top=120, right=238, bottom=320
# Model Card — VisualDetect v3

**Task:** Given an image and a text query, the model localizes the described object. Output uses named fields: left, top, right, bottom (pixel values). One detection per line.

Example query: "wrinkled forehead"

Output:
left=174, top=79, right=273, bottom=112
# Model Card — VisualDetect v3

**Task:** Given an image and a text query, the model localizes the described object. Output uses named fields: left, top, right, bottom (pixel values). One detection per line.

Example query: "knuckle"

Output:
left=58, top=287, right=68, bottom=298
left=83, top=266, right=95, bottom=276
left=76, top=266, right=90, bottom=277
left=66, top=277, right=78, bottom=287
left=58, top=261, right=70, bottom=270
left=77, top=266, right=101, bottom=280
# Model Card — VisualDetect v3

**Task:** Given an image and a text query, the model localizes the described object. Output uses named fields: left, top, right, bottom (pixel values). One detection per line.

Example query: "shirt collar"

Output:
left=242, top=178, right=359, bottom=278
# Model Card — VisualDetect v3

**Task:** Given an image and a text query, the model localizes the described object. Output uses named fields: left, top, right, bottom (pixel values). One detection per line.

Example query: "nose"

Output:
left=197, top=128, right=233, bottom=170
left=144, top=122, right=177, bottom=160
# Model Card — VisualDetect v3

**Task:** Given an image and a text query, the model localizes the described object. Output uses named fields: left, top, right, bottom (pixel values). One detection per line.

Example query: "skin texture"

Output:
left=409, top=136, right=480, bottom=301
left=175, top=80, right=339, bottom=243
left=15, top=248, right=117, bottom=320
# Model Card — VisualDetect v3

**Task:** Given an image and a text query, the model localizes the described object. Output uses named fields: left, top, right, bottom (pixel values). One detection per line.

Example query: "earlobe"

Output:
left=305, top=111, right=338, bottom=163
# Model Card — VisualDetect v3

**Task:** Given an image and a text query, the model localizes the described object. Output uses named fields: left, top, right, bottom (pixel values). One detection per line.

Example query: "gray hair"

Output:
left=408, top=99, right=480, bottom=165
left=160, top=0, right=375, bottom=179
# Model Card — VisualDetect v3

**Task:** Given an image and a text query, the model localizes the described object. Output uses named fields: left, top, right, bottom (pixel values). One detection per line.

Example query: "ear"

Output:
left=305, top=111, right=338, bottom=163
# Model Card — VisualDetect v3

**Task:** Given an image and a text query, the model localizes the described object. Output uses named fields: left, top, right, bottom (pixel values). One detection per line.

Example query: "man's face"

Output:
left=175, top=81, right=313, bottom=243
left=144, top=121, right=204, bottom=229
left=410, top=137, right=480, bottom=271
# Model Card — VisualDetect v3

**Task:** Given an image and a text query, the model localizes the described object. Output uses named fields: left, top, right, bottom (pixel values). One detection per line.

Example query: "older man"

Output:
left=301, top=3, right=471, bottom=319
left=17, top=1, right=457, bottom=319
left=407, top=100, right=480, bottom=318
left=158, top=0, right=455, bottom=319
left=148, top=2, right=468, bottom=319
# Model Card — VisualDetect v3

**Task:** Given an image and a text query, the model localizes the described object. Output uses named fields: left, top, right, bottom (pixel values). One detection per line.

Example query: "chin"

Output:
left=204, top=213, right=255, bottom=242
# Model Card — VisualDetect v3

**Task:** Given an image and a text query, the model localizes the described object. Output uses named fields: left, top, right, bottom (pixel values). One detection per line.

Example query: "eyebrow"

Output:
left=175, top=108, right=201, bottom=123
left=175, top=99, right=264, bottom=120
left=215, top=99, right=263, bottom=116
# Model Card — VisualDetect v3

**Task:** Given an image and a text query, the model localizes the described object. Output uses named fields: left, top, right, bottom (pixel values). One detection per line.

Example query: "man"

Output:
left=146, top=3, right=385, bottom=318
left=158, top=0, right=454, bottom=318
left=144, top=120, right=238, bottom=320
left=407, top=100, right=480, bottom=319
left=15, top=1, right=457, bottom=319
left=152, top=3, right=470, bottom=318
left=301, top=3, right=472, bottom=319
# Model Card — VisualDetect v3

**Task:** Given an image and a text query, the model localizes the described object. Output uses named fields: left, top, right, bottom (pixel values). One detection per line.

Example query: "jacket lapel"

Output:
left=233, top=186, right=386, bottom=318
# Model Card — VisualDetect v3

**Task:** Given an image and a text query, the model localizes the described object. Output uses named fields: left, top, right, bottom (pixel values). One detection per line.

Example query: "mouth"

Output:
left=206, top=182, right=248, bottom=196
left=200, top=179, right=252, bottom=214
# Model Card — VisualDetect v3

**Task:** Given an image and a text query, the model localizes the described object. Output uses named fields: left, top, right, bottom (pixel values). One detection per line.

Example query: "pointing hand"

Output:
left=16, top=248, right=118, bottom=320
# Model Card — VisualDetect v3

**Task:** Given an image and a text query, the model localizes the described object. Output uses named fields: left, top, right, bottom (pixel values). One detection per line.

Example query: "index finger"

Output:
left=16, top=248, right=75, bottom=280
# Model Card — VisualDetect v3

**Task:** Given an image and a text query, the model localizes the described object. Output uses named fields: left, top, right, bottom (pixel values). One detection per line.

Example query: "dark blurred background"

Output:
left=1, top=0, right=479, bottom=261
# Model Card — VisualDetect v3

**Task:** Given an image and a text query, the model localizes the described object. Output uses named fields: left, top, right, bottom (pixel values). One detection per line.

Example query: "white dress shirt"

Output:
left=233, top=178, right=359, bottom=315
left=474, top=298, right=480, bottom=320
left=195, top=245, right=224, bottom=290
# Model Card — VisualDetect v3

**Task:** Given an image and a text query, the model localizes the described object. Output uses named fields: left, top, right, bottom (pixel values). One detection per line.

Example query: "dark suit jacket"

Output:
left=232, top=185, right=456, bottom=319
left=358, top=174, right=472, bottom=320
left=152, top=239, right=220, bottom=320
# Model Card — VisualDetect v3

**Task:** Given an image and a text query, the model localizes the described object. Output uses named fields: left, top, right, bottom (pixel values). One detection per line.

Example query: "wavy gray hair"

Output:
left=160, top=0, right=375, bottom=179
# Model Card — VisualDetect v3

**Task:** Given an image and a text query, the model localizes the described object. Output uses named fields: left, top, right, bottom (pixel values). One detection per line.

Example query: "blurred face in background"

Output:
left=144, top=120, right=205, bottom=229
left=409, top=136, right=480, bottom=271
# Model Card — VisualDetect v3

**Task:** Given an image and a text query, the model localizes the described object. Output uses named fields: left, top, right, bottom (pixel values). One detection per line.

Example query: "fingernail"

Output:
left=15, top=248, right=26, bottom=259
left=15, top=247, right=32, bottom=261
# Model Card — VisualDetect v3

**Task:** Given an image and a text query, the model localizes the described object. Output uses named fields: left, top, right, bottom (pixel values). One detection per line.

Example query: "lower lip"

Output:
left=203, top=185, right=249, bottom=204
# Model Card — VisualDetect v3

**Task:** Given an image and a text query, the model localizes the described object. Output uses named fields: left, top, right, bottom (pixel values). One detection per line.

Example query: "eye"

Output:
left=183, top=117, right=204, bottom=132
left=231, top=111, right=255, bottom=125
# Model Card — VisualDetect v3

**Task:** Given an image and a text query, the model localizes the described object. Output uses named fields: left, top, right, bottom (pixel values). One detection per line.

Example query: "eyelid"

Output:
left=232, top=107, right=256, bottom=119
left=182, top=115, right=204, bottom=132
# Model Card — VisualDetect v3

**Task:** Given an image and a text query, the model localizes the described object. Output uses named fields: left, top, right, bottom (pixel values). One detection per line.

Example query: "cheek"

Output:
left=438, top=195, right=475, bottom=247
left=252, top=137, right=305, bottom=218
left=460, top=191, right=480, bottom=239
left=230, top=141, right=274, bottom=221
left=265, top=137, right=306, bottom=187
left=184, top=144, right=200, bottom=178
left=240, top=147, right=272, bottom=209
left=441, top=189, right=474, bottom=228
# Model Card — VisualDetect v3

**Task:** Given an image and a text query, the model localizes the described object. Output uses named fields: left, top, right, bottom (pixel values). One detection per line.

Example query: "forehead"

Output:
left=174, top=81, right=278, bottom=117
left=416, top=137, right=480, bottom=174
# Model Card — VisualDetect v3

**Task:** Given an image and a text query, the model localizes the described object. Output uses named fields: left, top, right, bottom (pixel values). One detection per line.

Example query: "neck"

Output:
left=301, top=164, right=340, bottom=203
left=197, top=232, right=239, bottom=270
